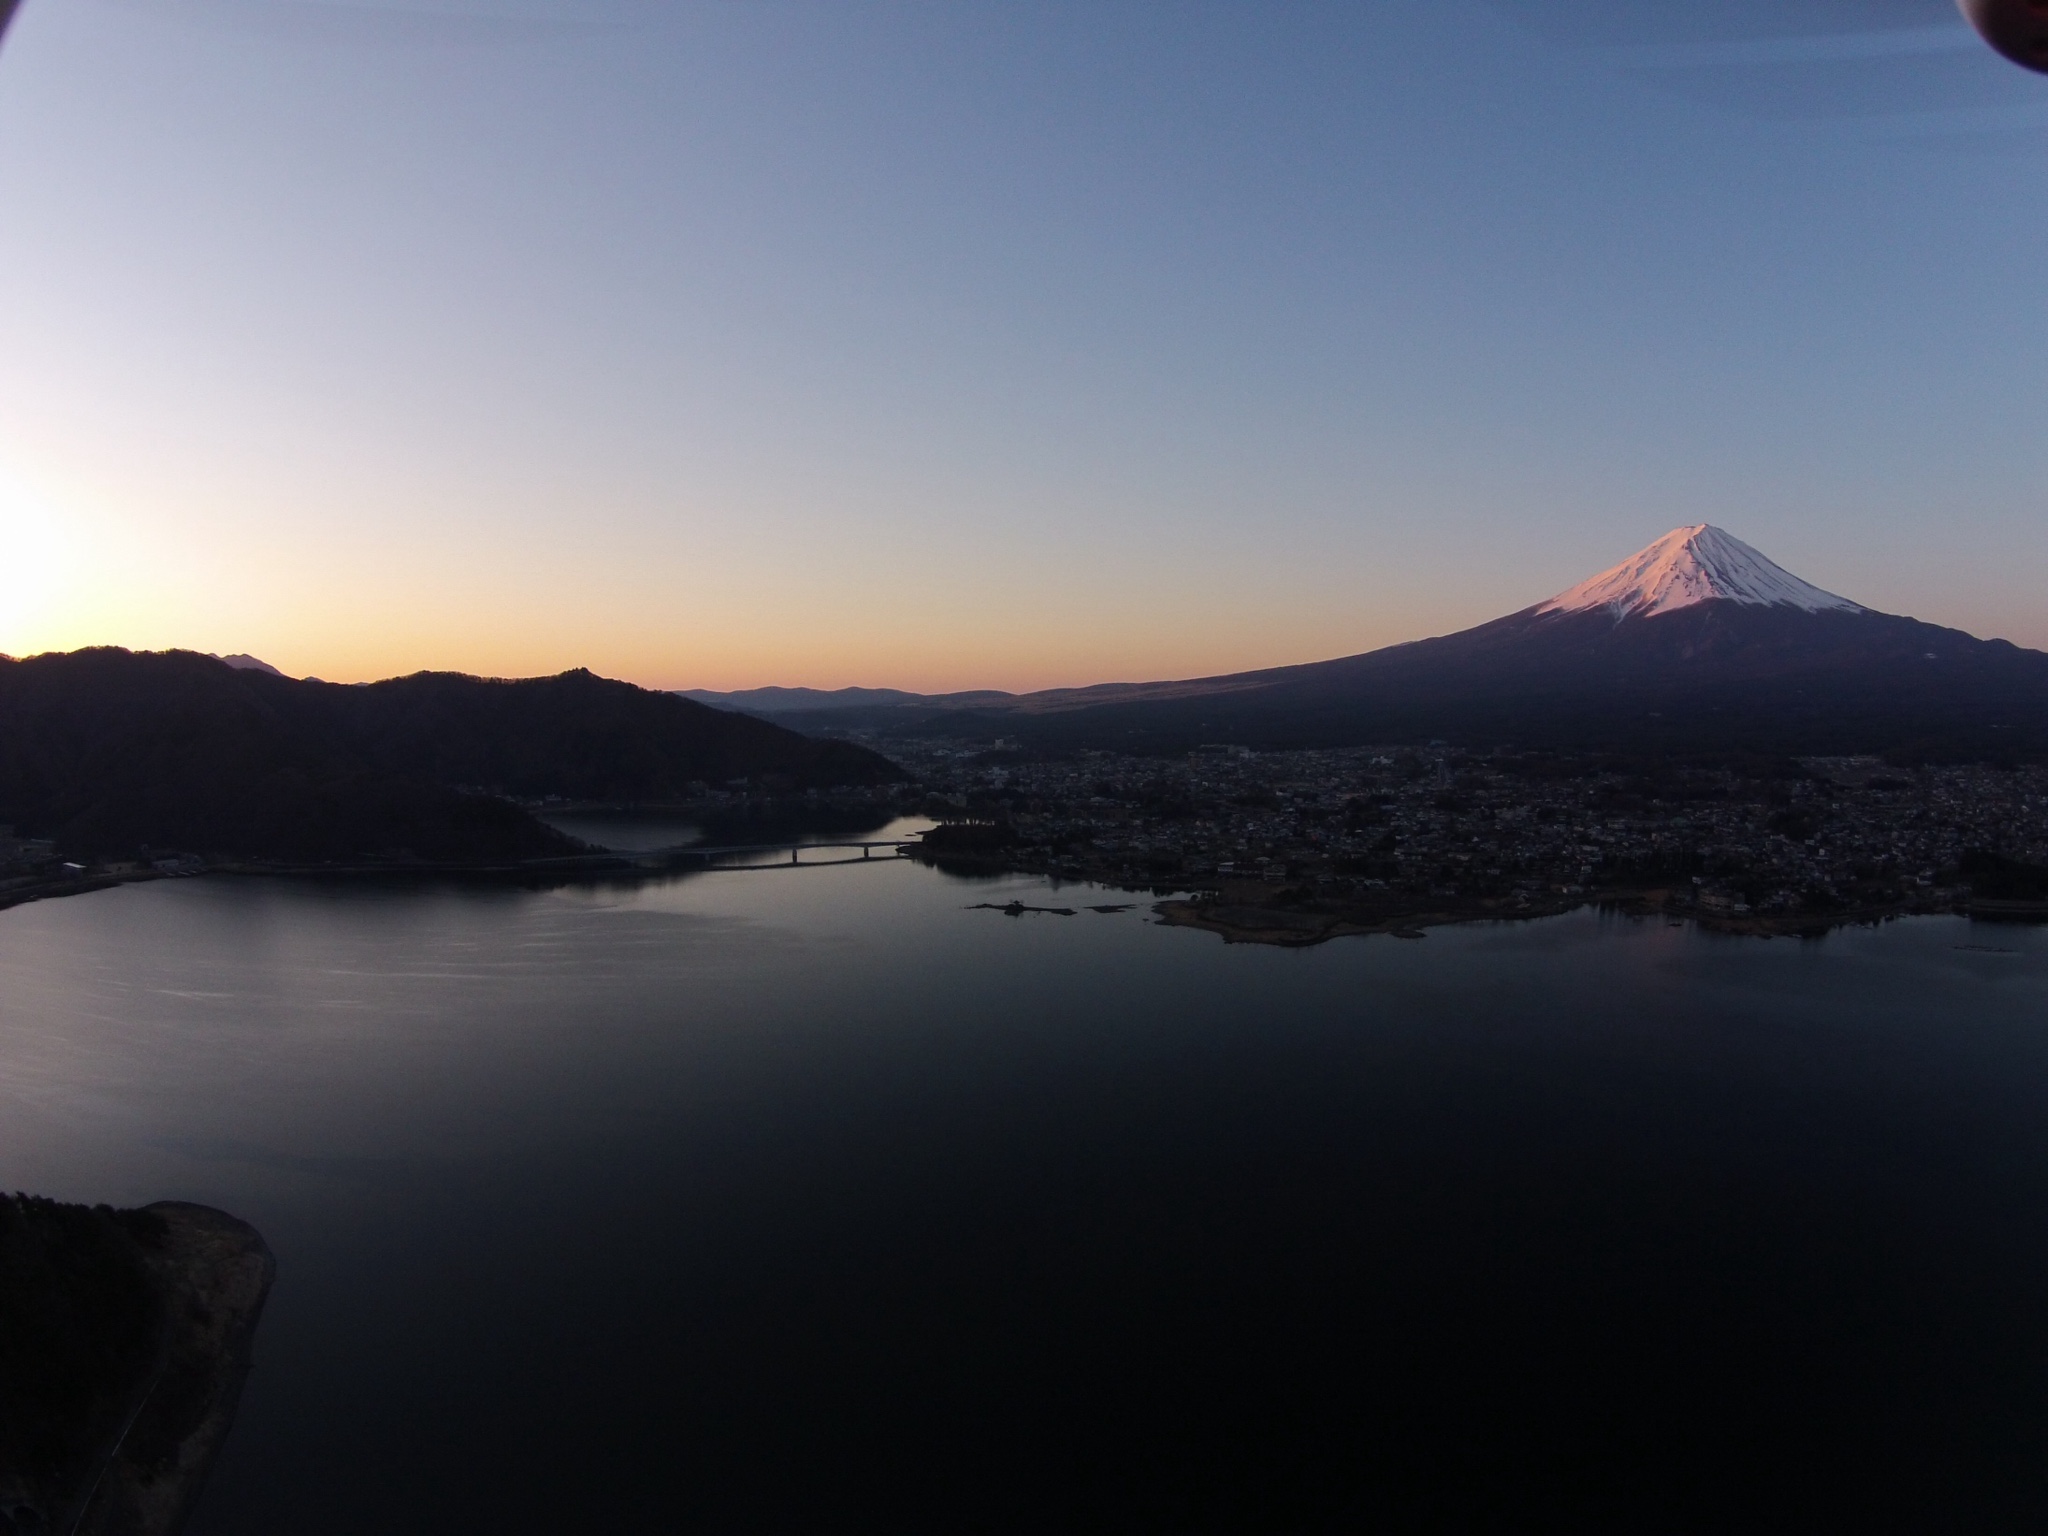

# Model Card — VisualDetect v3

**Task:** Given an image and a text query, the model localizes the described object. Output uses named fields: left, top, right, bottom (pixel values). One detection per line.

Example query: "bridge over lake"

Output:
left=638, top=839, right=916, bottom=870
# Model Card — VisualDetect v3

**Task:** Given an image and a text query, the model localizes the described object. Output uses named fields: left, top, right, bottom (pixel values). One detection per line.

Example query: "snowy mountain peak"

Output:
left=1534, top=525, right=1862, bottom=621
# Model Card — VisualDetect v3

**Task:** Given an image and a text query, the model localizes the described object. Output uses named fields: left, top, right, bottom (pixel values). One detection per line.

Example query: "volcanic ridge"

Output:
left=701, top=526, right=2048, bottom=762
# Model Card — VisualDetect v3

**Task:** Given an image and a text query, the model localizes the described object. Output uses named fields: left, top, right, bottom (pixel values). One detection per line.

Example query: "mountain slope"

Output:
left=794, top=527, right=2048, bottom=760
left=0, top=650, right=903, bottom=861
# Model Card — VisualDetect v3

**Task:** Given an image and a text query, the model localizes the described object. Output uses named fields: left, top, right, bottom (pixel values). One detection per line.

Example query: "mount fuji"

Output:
left=1532, top=524, right=1860, bottom=621
left=772, top=526, right=2048, bottom=761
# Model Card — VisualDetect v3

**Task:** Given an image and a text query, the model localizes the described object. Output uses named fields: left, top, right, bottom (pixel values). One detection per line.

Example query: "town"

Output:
left=883, top=737, right=2048, bottom=942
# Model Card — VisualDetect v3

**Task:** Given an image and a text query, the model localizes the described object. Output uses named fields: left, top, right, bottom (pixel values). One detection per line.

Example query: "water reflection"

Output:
left=0, top=865, right=2043, bottom=1531
left=538, top=803, right=914, bottom=854
left=534, top=807, right=706, bottom=852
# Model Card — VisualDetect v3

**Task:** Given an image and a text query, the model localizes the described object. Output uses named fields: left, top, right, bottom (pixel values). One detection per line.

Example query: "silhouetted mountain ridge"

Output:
left=0, top=649, right=902, bottom=861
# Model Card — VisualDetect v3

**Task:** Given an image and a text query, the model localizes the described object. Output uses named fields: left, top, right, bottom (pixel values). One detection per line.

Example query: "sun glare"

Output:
left=0, top=462, right=77, bottom=656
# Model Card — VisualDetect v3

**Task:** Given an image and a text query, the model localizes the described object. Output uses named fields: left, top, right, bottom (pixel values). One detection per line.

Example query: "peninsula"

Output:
left=0, top=1195, right=274, bottom=1535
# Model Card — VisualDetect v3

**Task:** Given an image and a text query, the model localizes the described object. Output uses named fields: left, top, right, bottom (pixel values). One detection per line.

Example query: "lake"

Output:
left=3, top=835, right=2046, bottom=1531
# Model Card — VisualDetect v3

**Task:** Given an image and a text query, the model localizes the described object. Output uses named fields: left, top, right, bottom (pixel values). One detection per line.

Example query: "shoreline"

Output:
left=8, top=848, right=2041, bottom=943
left=0, top=836, right=916, bottom=915
left=0, top=871, right=125, bottom=912
left=0, top=858, right=639, bottom=914
left=1150, top=890, right=1993, bottom=947
left=913, top=846, right=2035, bottom=944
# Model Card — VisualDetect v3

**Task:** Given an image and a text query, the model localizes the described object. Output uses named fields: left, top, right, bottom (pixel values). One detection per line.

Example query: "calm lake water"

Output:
left=3, top=839, right=2047, bottom=1531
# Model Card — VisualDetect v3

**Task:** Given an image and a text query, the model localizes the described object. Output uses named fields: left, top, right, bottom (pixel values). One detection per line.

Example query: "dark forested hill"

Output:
left=0, top=649, right=902, bottom=862
left=278, top=665, right=897, bottom=799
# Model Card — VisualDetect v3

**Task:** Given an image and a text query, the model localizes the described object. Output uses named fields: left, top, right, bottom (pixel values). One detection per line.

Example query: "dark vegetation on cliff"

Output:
left=0, top=649, right=903, bottom=862
left=0, top=1196, right=168, bottom=1524
left=0, top=1197, right=275, bottom=1536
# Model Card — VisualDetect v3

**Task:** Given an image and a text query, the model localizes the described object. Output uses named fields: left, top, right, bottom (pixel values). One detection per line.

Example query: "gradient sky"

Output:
left=0, top=0, right=2044, bottom=690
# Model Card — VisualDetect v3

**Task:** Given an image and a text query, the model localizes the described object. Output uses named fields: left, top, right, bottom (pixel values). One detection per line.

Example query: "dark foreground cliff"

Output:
left=0, top=1197, right=274, bottom=1536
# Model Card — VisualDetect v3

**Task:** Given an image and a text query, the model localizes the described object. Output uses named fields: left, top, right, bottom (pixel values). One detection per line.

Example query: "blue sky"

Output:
left=0, top=0, right=2042, bottom=687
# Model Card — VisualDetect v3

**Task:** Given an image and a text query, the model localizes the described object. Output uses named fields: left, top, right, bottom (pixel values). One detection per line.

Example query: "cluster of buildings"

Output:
left=0, top=828, right=203, bottom=893
left=884, top=739, right=2048, bottom=925
left=0, top=825, right=56, bottom=876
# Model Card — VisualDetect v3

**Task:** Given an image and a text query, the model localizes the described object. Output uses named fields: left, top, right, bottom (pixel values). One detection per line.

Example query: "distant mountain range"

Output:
left=682, top=685, right=1012, bottom=713
left=679, top=677, right=1262, bottom=716
left=0, top=649, right=903, bottom=862
left=697, top=527, right=2048, bottom=762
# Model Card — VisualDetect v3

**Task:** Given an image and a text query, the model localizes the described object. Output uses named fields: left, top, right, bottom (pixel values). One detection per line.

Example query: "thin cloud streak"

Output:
left=91, top=0, right=639, bottom=49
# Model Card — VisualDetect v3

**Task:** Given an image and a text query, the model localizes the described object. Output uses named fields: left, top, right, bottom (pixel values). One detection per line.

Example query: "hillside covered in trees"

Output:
left=0, top=649, right=902, bottom=863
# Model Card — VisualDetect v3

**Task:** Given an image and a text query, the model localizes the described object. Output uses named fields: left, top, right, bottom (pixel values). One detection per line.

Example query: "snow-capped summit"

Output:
left=1534, top=525, right=1862, bottom=622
